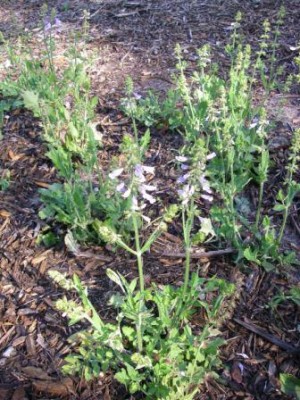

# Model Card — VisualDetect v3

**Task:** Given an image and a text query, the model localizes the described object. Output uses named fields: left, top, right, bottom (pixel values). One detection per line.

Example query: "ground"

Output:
left=0, top=0, right=300, bottom=399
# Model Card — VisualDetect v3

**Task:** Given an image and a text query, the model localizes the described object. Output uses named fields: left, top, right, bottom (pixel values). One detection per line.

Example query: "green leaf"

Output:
left=39, top=232, right=59, bottom=247
left=64, top=231, right=79, bottom=254
left=131, top=353, right=152, bottom=369
left=243, top=247, right=259, bottom=263
left=22, top=90, right=41, bottom=116
left=280, top=374, right=300, bottom=399
left=106, top=269, right=125, bottom=293
left=261, top=260, right=275, bottom=272
left=273, top=204, right=286, bottom=212
left=199, top=217, right=215, bottom=237
left=289, top=287, right=300, bottom=306
left=115, top=369, right=129, bottom=386
left=122, top=326, right=135, bottom=341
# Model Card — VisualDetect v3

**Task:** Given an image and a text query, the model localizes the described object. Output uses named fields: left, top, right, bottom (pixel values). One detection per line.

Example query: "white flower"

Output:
left=140, top=191, right=156, bottom=204
left=199, top=175, right=212, bottom=194
left=109, top=168, right=124, bottom=179
left=131, top=196, right=146, bottom=211
left=140, top=184, right=157, bottom=192
left=176, top=156, right=189, bottom=162
left=142, top=165, right=155, bottom=174
left=131, top=196, right=139, bottom=210
left=139, top=184, right=157, bottom=204
left=201, top=194, right=213, bottom=202
left=122, top=188, right=131, bottom=198
left=206, top=152, right=216, bottom=160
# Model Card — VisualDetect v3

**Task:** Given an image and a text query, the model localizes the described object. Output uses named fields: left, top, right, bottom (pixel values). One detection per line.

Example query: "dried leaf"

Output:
left=32, top=377, right=74, bottom=396
left=0, top=210, right=11, bottom=218
left=22, top=366, right=51, bottom=381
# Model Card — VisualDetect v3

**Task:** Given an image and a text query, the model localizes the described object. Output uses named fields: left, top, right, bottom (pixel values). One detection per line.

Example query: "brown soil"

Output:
left=0, top=1, right=300, bottom=399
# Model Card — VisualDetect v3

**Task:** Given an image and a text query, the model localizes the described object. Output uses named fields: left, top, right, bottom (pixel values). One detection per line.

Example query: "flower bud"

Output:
left=93, top=220, right=121, bottom=244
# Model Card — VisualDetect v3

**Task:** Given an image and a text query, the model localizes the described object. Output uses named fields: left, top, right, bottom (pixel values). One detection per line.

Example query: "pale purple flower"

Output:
left=44, top=17, right=62, bottom=33
left=177, top=173, right=190, bottom=184
left=133, top=92, right=142, bottom=100
left=249, top=116, right=259, bottom=129
left=134, top=164, right=145, bottom=181
left=180, top=164, right=189, bottom=170
left=199, top=175, right=212, bottom=194
left=109, top=168, right=124, bottom=179
left=178, top=184, right=195, bottom=206
left=116, top=182, right=126, bottom=193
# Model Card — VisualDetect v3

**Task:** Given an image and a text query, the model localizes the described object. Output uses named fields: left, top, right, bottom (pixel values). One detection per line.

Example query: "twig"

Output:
left=151, top=248, right=235, bottom=259
left=75, top=250, right=112, bottom=262
left=234, top=317, right=300, bottom=354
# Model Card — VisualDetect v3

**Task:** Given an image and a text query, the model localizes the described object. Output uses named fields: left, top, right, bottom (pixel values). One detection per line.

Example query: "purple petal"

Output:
left=134, top=164, right=145, bottom=180
left=180, top=164, right=189, bottom=170
left=116, top=182, right=126, bottom=193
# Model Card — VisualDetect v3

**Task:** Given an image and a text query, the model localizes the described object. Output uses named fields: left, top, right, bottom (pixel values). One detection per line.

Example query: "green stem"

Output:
left=133, top=215, right=144, bottom=292
left=182, top=243, right=191, bottom=297
left=132, top=214, right=144, bottom=353
left=182, top=204, right=194, bottom=298
left=136, top=313, right=143, bottom=353
left=278, top=160, right=295, bottom=244
left=255, top=181, right=264, bottom=228
left=278, top=205, right=289, bottom=245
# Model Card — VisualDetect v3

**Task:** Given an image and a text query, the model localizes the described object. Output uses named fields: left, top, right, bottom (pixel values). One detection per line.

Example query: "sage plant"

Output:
left=176, top=139, right=215, bottom=298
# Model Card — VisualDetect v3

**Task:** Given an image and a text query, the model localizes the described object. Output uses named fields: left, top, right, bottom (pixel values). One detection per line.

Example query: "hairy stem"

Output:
left=132, top=214, right=144, bottom=353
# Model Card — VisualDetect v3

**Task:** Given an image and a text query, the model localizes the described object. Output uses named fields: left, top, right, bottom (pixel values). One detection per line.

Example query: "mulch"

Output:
left=0, top=0, right=300, bottom=399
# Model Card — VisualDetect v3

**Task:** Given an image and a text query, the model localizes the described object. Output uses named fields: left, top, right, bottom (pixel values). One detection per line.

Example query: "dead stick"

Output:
left=234, top=317, right=300, bottom=354
left=151, top=248, right=235, bottom=259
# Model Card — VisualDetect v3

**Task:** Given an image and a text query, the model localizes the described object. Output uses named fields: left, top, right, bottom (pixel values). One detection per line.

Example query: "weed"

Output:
left=0, top=169, right=10, bottom=191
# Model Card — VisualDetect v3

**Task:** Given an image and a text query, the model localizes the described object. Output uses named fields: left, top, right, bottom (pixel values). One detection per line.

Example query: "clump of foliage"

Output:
left=122, top=9, right=300, bottom=271
left=269, top=286, right=300, bottom=310
left=49, top=117, right=234, bottom=397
